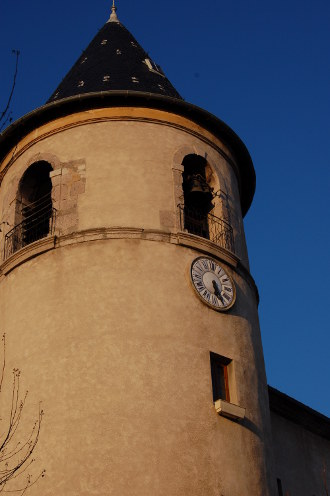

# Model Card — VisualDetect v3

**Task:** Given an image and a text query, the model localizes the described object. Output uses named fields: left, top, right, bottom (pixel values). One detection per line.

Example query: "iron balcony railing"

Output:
left=178, top=204, right=235, bottom=253
left=4, top=196, right=56, bottom=260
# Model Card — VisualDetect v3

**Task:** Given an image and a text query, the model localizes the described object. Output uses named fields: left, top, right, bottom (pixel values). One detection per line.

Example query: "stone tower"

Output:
left=0, top=5, right=276, bottom=495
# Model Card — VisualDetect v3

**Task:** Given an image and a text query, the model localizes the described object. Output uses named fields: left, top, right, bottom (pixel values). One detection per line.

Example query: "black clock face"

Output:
left=190, top=257, right=236, bottom=311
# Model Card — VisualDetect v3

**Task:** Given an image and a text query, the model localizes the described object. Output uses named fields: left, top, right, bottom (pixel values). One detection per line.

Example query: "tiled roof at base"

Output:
left=47, top=19, right=182, bottom=103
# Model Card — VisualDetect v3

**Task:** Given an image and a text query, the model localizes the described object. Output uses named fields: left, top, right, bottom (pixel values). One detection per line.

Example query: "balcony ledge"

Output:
left=177, top=231, right=239, bottom=268
left=0, top=228, right=240, bottom=277
left=0, top=236, right=56, bottom=276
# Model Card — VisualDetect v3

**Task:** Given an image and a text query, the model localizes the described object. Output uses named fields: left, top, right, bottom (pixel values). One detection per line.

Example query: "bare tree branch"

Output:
left=0, top=50, right=20, bottom=132
left=0, top=334, right=45, bottom=495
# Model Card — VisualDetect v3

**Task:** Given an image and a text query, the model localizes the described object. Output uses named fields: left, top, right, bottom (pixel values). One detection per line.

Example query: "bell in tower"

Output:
left=184, top=172, right=214, bottom=211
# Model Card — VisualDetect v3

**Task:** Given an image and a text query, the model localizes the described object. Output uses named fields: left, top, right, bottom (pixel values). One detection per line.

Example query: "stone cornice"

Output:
left=0, top=229, right=258, bottom=301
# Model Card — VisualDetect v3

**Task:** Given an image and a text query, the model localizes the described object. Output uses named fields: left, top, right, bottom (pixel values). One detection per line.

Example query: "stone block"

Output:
left=50, top=175, right=61, bottom=188
left=70, top=181, right=85, bottom=197
left=71, top=173, right=82, bottom=183
left=49, top=169, right=62, bottom=178
left=60, top=198, right=76, bottom=212
left=61, top=184, right=69, bottom=200
left=52, top=185, right=61, bottom=203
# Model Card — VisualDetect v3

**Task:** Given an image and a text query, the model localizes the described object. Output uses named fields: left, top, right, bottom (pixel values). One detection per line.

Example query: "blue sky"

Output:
left=1, top=0, right=329, bottom=416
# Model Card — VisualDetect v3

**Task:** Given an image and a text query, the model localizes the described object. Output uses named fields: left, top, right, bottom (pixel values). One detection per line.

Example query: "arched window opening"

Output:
left=4, top=162, right=55, bottom=258
left=182, top=155, right=213, bottom=239
left=18, top=162, right=53, bottom=246
left=178, top=154, right=235, bottom=253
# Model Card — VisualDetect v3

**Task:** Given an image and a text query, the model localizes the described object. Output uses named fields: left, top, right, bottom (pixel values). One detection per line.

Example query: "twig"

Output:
left=0, top=50, right=20, bottom=131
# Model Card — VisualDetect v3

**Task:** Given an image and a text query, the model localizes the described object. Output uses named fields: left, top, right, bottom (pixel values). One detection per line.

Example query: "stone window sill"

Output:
left=214, top=399, right=246, bottom=421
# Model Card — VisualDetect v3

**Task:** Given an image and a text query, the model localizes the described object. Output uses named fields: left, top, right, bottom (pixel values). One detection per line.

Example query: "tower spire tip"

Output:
left=108, top=0, right=119, bottom=23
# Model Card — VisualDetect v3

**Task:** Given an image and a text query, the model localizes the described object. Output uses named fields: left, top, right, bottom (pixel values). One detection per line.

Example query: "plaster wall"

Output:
left=0, top=239, right=273, bottom=496
left=0, top=109, right=274, bottom=495
left=271, top=411, right=330, bottom=496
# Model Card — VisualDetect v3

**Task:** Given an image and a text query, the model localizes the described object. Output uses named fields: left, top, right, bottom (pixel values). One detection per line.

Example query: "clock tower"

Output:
left=0, top=4, right=276, bottom=495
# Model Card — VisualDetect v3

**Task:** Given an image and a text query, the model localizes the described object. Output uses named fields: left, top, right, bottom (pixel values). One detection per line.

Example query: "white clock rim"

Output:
left=190, top=256, right=236, bottom=312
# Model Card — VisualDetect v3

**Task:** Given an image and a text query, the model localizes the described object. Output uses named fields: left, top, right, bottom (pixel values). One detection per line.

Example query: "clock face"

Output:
left=190, top=257, right=236, bottom=311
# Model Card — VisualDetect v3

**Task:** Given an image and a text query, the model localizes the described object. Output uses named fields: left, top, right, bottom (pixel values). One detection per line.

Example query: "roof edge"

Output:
left=0, top=91, right=255, bottom=216
left=268, top=385, right=330, bottom=440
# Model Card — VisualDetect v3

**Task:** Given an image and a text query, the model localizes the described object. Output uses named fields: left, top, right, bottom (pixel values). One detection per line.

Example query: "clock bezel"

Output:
left=190, top=256, right=236, bottom=312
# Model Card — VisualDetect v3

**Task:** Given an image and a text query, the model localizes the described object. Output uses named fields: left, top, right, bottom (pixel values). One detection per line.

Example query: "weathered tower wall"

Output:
left=0, top=107, right=275, bottom=495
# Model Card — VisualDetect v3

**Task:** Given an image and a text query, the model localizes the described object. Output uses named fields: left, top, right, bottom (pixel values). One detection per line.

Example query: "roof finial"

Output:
left=108, top=0, right=119, bottom=23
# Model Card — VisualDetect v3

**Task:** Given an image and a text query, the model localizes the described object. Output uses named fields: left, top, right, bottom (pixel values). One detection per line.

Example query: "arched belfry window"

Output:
left=17, top=161, right=54, bottom=246
left=178, top=154, right=235, bottom=253
left=181, top=155, right=214, bottom=239
left=4, top=161, right=55, bottom=258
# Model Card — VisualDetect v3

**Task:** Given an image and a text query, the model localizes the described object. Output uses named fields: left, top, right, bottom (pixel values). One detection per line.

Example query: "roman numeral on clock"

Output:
left=201, top=259, right=209, bottom=270
left=194, top=263, right=203, bottom=274
left=202, top=289, right=210, bottom=301
left=210, top=260, right=216, bottom=271
left=211, top=295, right=219, bottom=306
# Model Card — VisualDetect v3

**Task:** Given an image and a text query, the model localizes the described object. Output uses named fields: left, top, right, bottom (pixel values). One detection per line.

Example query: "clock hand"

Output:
left=212, top=280, right=224, bottom=304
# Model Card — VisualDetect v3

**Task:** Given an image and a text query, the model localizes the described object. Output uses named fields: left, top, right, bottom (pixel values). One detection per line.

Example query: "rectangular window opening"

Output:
left=210, top=352, right=231, bottom=403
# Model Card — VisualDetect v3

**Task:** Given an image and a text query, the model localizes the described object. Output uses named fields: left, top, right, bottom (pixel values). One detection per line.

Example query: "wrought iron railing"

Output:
left=178, top=204, right=235, bottom=253
left=4, top=197, right=56, bottom=260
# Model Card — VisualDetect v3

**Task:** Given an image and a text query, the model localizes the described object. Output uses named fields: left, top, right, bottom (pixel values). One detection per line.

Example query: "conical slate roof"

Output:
left=47, top=6, right=182, bottom=103
left=0, top=5, right=256, bottom=217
